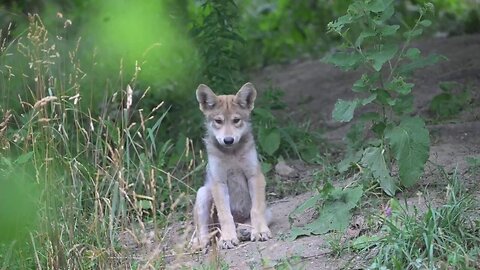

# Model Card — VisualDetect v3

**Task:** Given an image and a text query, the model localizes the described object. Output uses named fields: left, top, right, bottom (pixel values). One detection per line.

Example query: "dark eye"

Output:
left=214, top=119, right=223, bottom=124
left=233, top=118, right=241, bottom=124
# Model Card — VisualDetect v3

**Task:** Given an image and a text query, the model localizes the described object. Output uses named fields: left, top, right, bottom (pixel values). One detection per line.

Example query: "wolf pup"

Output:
left=193, top=82, right=272, bottom=250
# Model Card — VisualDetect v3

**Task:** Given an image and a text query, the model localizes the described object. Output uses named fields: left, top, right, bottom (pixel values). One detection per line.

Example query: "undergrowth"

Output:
left=0, top=14, right=201, bottom=269
left=368, top=173, right=480, bottom=269
left=0, top=9, right=322, bottom=269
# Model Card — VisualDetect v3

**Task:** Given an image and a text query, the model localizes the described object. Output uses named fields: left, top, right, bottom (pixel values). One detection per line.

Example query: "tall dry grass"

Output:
left=0, top=14, right=203, bottom=269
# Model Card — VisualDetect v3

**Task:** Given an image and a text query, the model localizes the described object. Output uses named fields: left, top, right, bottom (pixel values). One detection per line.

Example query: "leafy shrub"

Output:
left=324, top=0, right=444, bottom=195
left=429, top=81, right=472, bottom=119
left=189, top=0, right=244, bottom=92
left=253, top=88, right=322, bottom=171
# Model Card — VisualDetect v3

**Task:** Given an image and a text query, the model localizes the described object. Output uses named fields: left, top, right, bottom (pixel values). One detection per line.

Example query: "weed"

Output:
left=190, top=0, right=244, bottom=92
left=367, top=174, right=480, bottom=269
left=325, top=0, right=444, bottom=195
left=429, top=81, right=472, bottom=120
left=289, top=181, right=363, bottom=240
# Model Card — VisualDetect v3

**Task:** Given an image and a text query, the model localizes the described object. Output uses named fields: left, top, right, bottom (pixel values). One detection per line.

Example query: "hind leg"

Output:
left=193, top=186, right=213, bottom=250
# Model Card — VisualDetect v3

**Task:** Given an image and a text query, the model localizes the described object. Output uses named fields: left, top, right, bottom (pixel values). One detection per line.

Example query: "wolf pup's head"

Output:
left=196, top=82, right=257, bottom=148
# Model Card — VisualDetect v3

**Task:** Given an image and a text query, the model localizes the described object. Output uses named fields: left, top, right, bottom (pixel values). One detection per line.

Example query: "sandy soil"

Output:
left=121, top=34, right=480, bottom=269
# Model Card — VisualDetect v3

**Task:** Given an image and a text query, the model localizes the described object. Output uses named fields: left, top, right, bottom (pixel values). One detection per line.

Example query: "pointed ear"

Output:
left=235, top=82, right=257, bottom=111
left=196, top=84, right=217, bottom=111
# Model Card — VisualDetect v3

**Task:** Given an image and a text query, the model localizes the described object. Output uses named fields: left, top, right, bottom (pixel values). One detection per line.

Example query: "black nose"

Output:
left=223, top=137, right=234, bottom=145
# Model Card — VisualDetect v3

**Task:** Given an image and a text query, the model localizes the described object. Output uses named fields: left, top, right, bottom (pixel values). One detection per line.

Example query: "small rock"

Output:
left=275, top=161, right=296, bottom=176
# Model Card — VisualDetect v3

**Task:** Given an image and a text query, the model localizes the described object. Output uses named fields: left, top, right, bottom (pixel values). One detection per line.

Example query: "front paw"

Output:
left=192, top=236, right=210, bottom=252
left=251, top=225, right=272, bottom=242
left=219, top=234, right=239, bottom=249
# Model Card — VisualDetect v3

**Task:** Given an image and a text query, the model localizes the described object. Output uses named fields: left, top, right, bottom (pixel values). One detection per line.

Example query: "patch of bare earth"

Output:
left=120, top=34, right=480, bottom=269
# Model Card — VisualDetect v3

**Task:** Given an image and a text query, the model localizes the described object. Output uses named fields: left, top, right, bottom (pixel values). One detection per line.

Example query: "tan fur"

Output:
left=193, top=82, right=272, bottom=250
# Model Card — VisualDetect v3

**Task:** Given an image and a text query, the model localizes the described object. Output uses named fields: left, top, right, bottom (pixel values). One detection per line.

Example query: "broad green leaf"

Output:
left=328, top=14, right=353, bottom=33
left=332, top=99, right=359, bottom=122
left=429, top=90, right=470, bottom=118
left=375, top=89, right=392, bottom=105
left=380, top=3, right=395, bottom=21
left=361, top=146, right=397, bottom=195
left=385, top=77, right=414, bottom=95
left=352, top=74, right=377, bottom=92
left=385, top=117, right=430, bottom=187
left=405, top=48, right=421, bottom=60
left=346, top=123, right=364, bottom=149
left=355, top=30, right=376, bottom=47
left=419, top=20, right=432, bottom=27
left=290, top=193, right=323, bottom=216
left=403, top=28, right=423, bottom=39
left=323, top=52, right=363, bottom=71
left=392, top=94, right=414, bottom=115
left=289, top=186, right=363, bottom=240
left=368, top=44, right=398, bottom=71
left=361, top=94, right=377, bottom=105
left=399, top=53, right=446, bottom=75
left=260, top=130, right=281, bottom=156
left=365, top=0, right=394, bottom=13
left=338, top=150, right=363, bottom=173
left=380, top=24, right=400, bottom=36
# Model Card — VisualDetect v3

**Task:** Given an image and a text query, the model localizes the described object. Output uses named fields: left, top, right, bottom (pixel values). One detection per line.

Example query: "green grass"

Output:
left=367, top=173, right=480, bottom=269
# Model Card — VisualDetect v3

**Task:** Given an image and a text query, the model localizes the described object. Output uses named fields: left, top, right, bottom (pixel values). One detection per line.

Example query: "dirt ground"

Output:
left=122, top=34, right=480, bottom=269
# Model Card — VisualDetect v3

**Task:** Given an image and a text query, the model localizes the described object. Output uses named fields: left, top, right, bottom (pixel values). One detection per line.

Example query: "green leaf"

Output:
left=385, top=117, right=430, bottom=187
left=365, top=0, right=394, bottom=13
left=361, top=94, right=377, bottom=105
left=392, top=94, right=414, bottom=115
left=429, top=89, right=470, bottom=118
left=375, top=89, right=392, bottom=105
left=385, top=77, right=414, bottom=95
left=352, top=74, right=377, bottom=92
left=419, top=20, right=432, bottom=27
left=14, top=152, right=34, bottom=165
left=361, top=146, right=397, bottom=195
left=399, top=53, right=445, bottom=75
left=332, top=99, right=359, bottom=122
left=261, top=162, right=272, bottom=174
left=260, top=130, right=281, bottom=156
left=380, top=24, right=400, bottom=36
left=323, top=52, right=363, bottom=71
left=338, top=150, right=363, bottom=173
left=289, top=186, right=363, bottom=240
left=405, top=48, right=421, bottom=60
left=403, top=28, right=423, bottom=39
left=355, top=30, right=376, bottom=48
left=368, top=44, right=398, bottom=71
left=328, top=14, right=353, bottom=33
left=290, top=193, right=323, bottom=216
